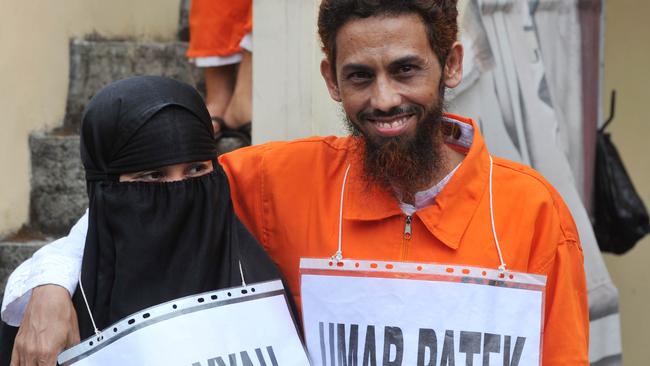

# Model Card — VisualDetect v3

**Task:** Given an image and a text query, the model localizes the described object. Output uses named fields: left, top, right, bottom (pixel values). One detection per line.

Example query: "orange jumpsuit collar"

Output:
left=343, top=113, right=490, bottom=250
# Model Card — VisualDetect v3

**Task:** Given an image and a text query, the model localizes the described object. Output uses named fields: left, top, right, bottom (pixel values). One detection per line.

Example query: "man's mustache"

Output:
left=357, top=105, right=422, bottom=121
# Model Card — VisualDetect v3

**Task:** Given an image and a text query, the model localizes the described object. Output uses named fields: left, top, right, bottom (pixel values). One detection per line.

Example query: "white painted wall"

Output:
left=252, top=0, right=342, bottom=144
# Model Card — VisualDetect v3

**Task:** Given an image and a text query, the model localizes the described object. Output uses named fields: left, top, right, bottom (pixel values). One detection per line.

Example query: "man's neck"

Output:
left=400, top=143, right=465, bottom=205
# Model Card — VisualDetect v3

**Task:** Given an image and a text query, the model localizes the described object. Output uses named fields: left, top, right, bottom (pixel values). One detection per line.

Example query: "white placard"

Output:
left=59, top=280, right=310, bottom=366
left=301, top=259, right=545, bottom=366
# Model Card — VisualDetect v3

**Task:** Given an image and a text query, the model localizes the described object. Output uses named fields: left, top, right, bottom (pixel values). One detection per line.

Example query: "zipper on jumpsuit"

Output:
left=401, top=215, right=412, bottom=260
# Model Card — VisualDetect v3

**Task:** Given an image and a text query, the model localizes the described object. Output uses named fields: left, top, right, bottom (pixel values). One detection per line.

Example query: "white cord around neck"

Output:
left=238, top=260, right=247, bottom=287
left=331, top=160, right=505, bottom=271
left=78, top=274, right=102, bottom=338
left=488, top=155, right=507, bottom=272
left=332, top=164, right=352, bottom=262
left=78, top=259, right=248, bottom=340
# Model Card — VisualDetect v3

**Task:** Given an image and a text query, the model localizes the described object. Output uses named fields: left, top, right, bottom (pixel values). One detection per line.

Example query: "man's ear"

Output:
left=320, top=58, right=342, bottom=102
left=442, top=41, right=463, bottom=89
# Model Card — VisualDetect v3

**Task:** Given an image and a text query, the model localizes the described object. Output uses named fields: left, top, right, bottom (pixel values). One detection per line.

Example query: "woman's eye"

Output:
left=187, top=163, right=210, bottom=176
left=135, top=171, right=164, bottom=182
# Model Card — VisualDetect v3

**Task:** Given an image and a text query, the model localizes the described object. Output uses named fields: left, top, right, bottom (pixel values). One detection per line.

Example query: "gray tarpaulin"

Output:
left=448, top=1, right=622, bottom=364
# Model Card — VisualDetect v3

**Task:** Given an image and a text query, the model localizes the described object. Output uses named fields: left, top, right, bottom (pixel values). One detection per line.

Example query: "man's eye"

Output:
left=348, top=71, right=372, bottom=82
left=396, top=65, right=417, bottom=74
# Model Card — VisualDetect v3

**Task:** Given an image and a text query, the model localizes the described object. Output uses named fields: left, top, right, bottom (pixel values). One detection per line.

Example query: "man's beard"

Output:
left=346, top=100, right=445, bottom=202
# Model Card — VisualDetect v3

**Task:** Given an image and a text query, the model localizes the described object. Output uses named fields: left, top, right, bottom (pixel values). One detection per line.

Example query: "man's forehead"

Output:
left=334, top=13, right=432, bottom=66
left=336, top=13, right=426, bottom=43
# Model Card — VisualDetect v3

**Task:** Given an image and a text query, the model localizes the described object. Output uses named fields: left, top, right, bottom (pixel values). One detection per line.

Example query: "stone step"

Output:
left=63, top=38, right=204, bottom=131
left=0, top=240, right=49, bottom=301
left=29, top=132, right=86, bottom=236
left=29, top=132, right=246, bottom=236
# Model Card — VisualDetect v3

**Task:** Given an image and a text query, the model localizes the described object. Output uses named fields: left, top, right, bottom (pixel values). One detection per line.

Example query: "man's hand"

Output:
left=10, top=285, right=80, bottom=366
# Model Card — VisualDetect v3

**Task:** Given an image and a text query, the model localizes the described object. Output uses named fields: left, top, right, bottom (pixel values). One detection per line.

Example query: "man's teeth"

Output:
left=376, top=116, right=409, bottom=129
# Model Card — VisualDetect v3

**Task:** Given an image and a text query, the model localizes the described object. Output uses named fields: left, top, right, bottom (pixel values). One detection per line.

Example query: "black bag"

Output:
left=593, top=128, right=650, bottom=254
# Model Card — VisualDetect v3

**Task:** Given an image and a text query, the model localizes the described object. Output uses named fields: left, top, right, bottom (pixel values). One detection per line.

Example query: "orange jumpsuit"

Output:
left=187, top=0, right=252, bottom=58
left=219, top=113, right=589, bottom=365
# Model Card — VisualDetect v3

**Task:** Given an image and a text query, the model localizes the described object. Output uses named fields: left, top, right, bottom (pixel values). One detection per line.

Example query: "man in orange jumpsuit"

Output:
left=4, top=0, right=588, bottom=364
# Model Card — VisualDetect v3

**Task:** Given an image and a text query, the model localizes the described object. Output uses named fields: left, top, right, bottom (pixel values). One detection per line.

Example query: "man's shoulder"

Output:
left=264, top=135, right=354, bottom=152
left=492, top=156, right=553, bottom=193
left=219, top=135, right=357, bottom=189
left=222, top=135, right=355, bottom=164
left=491, top=156, right=580, bottom=244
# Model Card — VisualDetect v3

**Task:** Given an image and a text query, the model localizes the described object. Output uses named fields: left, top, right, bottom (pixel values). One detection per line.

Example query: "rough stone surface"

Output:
left=0, top=241, right=48, bottom=300
left=29, top=132, right=87, bottom=236
left=64, top=39, right=204, bottom=131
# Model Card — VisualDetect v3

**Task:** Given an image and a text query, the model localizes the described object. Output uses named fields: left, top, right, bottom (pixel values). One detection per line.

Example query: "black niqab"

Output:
left=73, top=76, right=282, bottom=339
left=80, top=75, right=217, bottom=181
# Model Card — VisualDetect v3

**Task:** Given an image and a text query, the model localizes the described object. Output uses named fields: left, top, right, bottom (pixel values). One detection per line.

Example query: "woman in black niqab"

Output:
left=71, top=75, right=282, bottom=339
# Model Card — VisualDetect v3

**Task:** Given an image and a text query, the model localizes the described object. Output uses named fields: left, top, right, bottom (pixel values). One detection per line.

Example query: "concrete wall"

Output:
left=253, top=0, right=343, bottom=144
left=601, top=1, right=650, bottom=364
left=0, top=0, right=180, bottom=237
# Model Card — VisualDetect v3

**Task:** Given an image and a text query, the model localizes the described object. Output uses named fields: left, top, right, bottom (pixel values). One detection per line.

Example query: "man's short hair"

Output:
left=318, top=0, right=459, bottom=74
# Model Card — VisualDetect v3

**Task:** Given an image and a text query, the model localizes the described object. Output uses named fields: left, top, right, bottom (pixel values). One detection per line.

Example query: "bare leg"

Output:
left=223, top=50, right=252, bottom=128
left=204, top=65, right=237, bottom=131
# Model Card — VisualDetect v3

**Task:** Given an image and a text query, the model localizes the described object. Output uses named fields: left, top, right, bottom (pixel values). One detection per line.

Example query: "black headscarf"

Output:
left=72, top=76, right=282, bottom=339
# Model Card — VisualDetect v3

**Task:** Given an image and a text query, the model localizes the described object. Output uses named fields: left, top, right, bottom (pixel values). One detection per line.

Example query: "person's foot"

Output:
left=212, top=116, right=251, bottom=146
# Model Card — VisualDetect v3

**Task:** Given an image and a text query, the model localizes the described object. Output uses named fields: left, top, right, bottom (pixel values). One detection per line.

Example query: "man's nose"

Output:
left=369, top=75, right=402, bottom=112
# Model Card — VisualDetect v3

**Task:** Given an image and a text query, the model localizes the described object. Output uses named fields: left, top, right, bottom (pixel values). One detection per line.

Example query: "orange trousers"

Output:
left=187, top=0, right=252, bottom=58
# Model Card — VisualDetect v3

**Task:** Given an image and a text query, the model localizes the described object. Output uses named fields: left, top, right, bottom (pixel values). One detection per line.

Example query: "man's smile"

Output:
left=366, top=113, right=416, bottom=137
